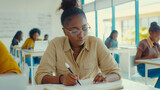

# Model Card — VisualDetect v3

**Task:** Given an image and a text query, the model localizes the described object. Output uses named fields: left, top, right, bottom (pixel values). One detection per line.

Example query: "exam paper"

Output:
left=45, top=78, right=123, bottom=90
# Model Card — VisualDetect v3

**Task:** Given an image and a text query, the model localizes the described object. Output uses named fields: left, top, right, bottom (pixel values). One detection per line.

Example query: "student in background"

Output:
left=0, top=41, right=21, bottom=74
left=105, top=30, right=119, bottom=64
left=10, top=31, right=23, bottom=55
left=105, top=30, right=118, bottom=49
left=135, top=22, right=160, bottom=88
left=22, top=28, right=42, bottom=49
left=44, top=34, right=49, bottom=41
left=11, top=31, right=23, bottom=46
left=22, top=28, right=42, bottom=80
left=35, top=0, right=120, bottom=86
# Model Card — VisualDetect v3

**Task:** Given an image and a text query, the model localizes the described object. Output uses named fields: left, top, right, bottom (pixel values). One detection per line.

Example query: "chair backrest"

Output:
left=130, top=55, right=136, bottom=67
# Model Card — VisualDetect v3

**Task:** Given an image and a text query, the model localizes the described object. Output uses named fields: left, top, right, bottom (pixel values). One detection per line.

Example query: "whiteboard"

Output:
left=0, top=12, right=53, bottom=39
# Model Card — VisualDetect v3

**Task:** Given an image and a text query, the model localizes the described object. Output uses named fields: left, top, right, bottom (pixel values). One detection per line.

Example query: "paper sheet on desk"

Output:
left=45, top=78, right=123, bottom=90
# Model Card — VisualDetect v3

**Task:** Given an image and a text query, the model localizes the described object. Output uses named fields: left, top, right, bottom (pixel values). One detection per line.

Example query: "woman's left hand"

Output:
left=93, top=73, right=106, bottom=84
left=93, top=73, right=120, bottom=84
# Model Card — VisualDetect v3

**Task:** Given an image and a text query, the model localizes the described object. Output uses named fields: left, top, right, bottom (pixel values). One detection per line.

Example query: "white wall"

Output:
left=0, top=0, right=64, bottom=50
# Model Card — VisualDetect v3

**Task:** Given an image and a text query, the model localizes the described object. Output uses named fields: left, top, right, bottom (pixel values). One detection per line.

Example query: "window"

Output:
left=97, top=8, right=112, bottom=42
left=84, top=0, right=94, bottom=4
left=139, top=0, right=160, bottom=40
left=86, top=11, right=95, bottom=36
left=115, top=1, right=135, bottom=45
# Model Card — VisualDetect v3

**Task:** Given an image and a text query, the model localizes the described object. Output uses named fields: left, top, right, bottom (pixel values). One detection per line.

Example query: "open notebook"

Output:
left=45, top=78, right=123, bottom=90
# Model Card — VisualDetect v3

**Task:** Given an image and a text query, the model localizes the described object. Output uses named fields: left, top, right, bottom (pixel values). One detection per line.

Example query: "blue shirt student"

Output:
left=105, top=30, right=119, bottom=64
left=105, top=37, right=118, bottom=49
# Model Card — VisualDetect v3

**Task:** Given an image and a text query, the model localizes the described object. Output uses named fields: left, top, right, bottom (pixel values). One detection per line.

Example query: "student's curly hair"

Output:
left=29, top=28, right=41, bottom=38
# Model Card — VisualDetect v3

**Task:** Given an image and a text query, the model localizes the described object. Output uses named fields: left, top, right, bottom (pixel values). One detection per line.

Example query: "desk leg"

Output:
left=15, top=49, right=17, bottom=60
left=23, top=53, right=26, bottom=72
left=13, top=48, right=16, bottom=60
left=128, top=51, right=131, bottom=79
left=19, top=50, right=22, bottom=71
left=111, top=53, right=115, bottom=57
left=145, top=64, right=148, bottom=85
left=22, top=52, right=25, bottom=72
left=31, top=55, right=34, bottom=85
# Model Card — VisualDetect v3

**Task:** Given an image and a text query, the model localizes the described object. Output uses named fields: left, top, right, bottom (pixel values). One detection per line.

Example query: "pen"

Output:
left=65, top=63, right=81, bottom=86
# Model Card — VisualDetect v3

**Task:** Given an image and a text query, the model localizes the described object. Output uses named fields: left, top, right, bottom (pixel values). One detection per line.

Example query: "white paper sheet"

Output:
left=44, top=79, right=123, bottom=90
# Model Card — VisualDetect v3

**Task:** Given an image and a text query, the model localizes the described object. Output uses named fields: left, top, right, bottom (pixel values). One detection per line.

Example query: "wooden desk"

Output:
left=13, top=45, right=21, bottom=49
left=136, top=59, right=160, bottom=66
left=22, top=50, right=45, bottom=85
left=136, top=59, right=160, bottom=85
left=26, top=79, right=159, bottom=90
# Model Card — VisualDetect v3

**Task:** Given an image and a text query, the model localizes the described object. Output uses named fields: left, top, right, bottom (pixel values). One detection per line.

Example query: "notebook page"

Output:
left=45, top=78, right=123, bottom=90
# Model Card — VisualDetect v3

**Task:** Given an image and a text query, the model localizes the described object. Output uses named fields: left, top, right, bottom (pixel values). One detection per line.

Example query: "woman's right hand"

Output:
left=28, top=45, right=32, bottom=49
left=61, top=73, right=78, bottom=86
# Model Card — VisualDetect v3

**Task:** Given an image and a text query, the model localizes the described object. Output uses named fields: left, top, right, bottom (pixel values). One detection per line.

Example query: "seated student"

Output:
left=22, top=28, right=42, bottom=79
left=105, top=30, right=119, bottom=64
left=44, top=34, right=49, bottom=41
left=0, top=41, right=21, bottom=74
left=35, top=0, right=121, bottom=86
left=135, top=22, right=160, bottom=89
left=105, top=30, right=118, bottom=49
left=10, top=31, right=23, bottom=56
left=11, top=31, right=23, bottom=46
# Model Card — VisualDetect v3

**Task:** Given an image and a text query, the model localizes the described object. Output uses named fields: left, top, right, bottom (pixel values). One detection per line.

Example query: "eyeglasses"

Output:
left=63, top=24, right=91, bottom=36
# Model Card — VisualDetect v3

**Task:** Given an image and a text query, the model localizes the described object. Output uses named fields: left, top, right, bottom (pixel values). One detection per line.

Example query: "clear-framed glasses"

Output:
left=63, top=23, right=91, bottom=36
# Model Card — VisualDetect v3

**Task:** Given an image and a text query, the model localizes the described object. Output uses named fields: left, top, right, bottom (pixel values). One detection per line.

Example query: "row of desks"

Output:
left=110, top=47, right=160, bottom=85
left=13, top=46, right=137, bottom=85
left=13, top=46, right=160, bottom=86
left=12, top=45, right=45, bottom=85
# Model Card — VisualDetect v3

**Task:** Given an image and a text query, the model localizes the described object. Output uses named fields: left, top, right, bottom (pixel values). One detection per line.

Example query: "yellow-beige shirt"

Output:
left=35, top=36, right=121, bottom=84
left=22, top=38, right=42, bottom=49
left=0, top=41, right=21, bottom=74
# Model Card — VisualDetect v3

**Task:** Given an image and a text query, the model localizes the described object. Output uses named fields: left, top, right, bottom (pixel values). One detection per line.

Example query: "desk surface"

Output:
left=136, top=58, right=160, bottom=66
left=27, top=79, right=158, bottom=90
left=109, top=47, right=136, bottom=52
left=22, top=49, right=45, bottom=53
left=12, top=45, right=21, bottom=49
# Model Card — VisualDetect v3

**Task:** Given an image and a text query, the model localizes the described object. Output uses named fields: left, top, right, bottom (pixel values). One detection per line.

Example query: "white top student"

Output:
left=35, top=0, right=121, bottom=86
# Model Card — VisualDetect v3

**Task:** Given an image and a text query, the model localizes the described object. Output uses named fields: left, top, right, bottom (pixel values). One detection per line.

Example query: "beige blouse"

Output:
left=35, top=36, right=121, bottom=84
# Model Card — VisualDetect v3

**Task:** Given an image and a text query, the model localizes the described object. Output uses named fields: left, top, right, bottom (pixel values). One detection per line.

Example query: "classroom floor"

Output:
left=122, top=72, right=156, bottom=87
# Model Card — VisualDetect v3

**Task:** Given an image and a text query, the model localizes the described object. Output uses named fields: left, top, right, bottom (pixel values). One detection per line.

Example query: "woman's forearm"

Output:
left=105, top=73, right=120, bottom=82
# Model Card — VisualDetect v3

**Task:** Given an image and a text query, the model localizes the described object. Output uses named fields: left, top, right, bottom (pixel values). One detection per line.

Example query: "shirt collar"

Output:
left=64, top=36, right=89, bottom=52
left=147, top=37, right=154, bottom=48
